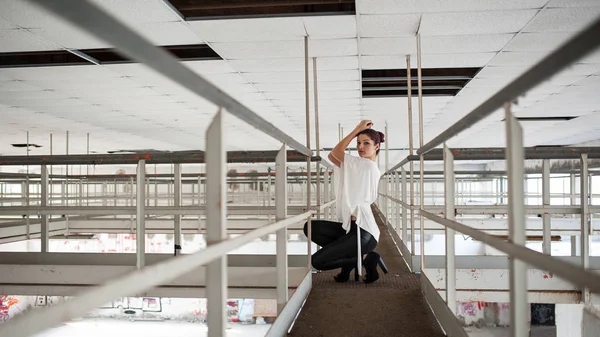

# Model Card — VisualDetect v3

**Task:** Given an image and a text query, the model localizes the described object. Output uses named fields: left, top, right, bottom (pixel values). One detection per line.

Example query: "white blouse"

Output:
left=334, top=153, right=381, bottom=242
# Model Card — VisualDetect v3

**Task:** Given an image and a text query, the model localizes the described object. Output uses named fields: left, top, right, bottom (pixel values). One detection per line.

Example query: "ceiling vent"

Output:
left=168, top=0, right=355, bottom=20
left=361, top=67, right=481, bottom=98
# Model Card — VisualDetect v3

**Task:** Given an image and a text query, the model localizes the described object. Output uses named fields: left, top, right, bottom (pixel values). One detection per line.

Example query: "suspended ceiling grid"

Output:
left=0, top=0, right=598, bottom=168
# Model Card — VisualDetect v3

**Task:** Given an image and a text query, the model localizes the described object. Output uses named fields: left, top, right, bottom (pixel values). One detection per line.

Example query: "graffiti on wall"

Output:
left=0, top=296, right=20, bottom=322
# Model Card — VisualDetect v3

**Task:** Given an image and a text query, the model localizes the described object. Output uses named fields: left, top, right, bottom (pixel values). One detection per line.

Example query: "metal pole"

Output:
left=276, top=143, right=288, bottom=313
left=197, top=176, right=202, bottom=231
left=580, top=153, right=590, bottom=303
left=136, top=160, right=146, bottom=269
left=86, top=133, right=90, bottom=206
left=417, top=34, right=425, bottom=270
left=542, top=159, right=551, bottom=255
left=570, top=172, right=578, bottom=256
left=65, top=131, right=69, bottom=209
left=395, top=172, right=400, bottom=231
left=206, top=109, right=227, bottom=337
left=407, top=55, right=415, bottom=255
left=313, top=57, right=322, bottom=220
left=505, top=103, right=528, bottom=337
left=443, top=144, right=456, bottom=314
left=40, top=165, right=49, bottom=253
left=268, top=174, right=273, bottom=221
left=174, top=164, right=182, bottom=256
left=304, top=35, right=313, bottom=269
left=401, top=167, right=407, bottom=242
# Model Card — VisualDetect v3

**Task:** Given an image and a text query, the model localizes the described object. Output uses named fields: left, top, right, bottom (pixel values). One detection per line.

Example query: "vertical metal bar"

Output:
left=129, top=177, right=134, bottom=233
left=136, top=160, right=146, bottom=269
left=443, top=144, right=456, bottom=314
left=417, top=34, right=425, bottom=270
left=385, top=123, right=389, bottom=221
left=174, top=164, right=182, bottom=256
left=198, top=176, right=202, bottom=231
left=23, top=179, right=30, bottom=239
left=268, top=174, right=273, bottom=221
left=407, top=55, right=415, bottom=255
left=40, top=165, right=49, bottom=253
left=542, top=159, right=551, bottom=255
left=86, top=133, right=90, bottom=206
left=276, top=143, right=288, bottom=313
left=401, top=167, right=407, bottom=242
left=304, top=35, right=313, bottom=269
left=49, top=133, right=52, bottom=206
left=313, top=58, right=322, bottom=220
left=395, top=172, right=400, bottom=231
left=206, top=108, right=227, bottom=337
left=505, top=103, right=528, bottom=337
left=570, top=172, right=578, bottom=256
left=65, top=131, right=69, bottom=209
left=580, top=153, right=590, bottom=303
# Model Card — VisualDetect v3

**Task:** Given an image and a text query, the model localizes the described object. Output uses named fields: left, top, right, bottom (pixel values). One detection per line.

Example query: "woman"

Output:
left=303, top=120, right=387, bottom=283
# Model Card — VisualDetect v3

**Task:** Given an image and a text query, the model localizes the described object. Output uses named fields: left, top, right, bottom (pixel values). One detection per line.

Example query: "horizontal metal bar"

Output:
left=0, top=150, right=318, bottom=166
left=421, top=274, right=469, bottom=337
left=30, top=0, right=311, bottom=157
left=0, top=210, right=312, bottom=337
left=265, top=271, right=311, bottom=337
left=420, top=210, right=600, bottom=293
left=418, top=17, right=600, bottom=155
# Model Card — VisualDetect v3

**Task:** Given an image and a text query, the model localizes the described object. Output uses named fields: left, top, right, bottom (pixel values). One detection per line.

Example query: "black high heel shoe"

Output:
left=363, top=251, right=389, bottom=284
left=334, top=266, right=354, bottom=283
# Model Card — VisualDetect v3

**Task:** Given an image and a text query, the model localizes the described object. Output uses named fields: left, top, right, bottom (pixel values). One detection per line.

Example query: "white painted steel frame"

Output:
left=174, top=163, right=182, bottom=256
left=581, top=153, right=590, bottom=303
left=443, top=144, right=456, bottom=314
left=505, top=104, right=528, bottom=337
left=40, top=165, right=48, bottom=253
left=542, top=159, right=551, bottom=255
left=206, top=110, right=227, bottom=337
left=276, top=144, right=289, bottom=313
left=136, top=160, right=145, bottom=269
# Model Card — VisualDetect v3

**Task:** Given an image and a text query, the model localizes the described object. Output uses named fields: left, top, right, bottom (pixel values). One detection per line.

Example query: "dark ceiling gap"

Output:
left=168, top=0, right=356, bottom=20
left=361, top=67, right=482, bottom=98
left=0, top=45, right=221, bottom=68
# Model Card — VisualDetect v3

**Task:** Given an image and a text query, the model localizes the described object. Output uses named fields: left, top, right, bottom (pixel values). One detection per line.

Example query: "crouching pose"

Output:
left=304, top=120, right=388, bottom=283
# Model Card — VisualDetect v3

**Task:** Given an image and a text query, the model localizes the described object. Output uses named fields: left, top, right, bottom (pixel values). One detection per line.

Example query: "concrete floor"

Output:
left=33, top=319, right=271, bottom=337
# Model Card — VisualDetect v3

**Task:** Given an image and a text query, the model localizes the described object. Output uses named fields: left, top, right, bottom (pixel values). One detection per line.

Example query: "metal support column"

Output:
left=304, top=35, right=312, bottom=268
left=136, top=160, right=146, bottom=269
left=406, top=54, right=415, bottom=255
left=395, top=172, right=400, bottom=231
left=174, top=164, right=182, bottom=256
left=197, top=176, right=203, bottom=231
left=276, top=144, right=289, bottom=313
left=570, top=172, right=578, bottom=256
left=581, top=153, right=590, bottom=303
left=417, top=34, right=425, bottom=269
left=313, top=57, right=322, bottom=220
left=206, top=109, right=227, bottom=337
left=40, top=165, right=49, bottom=253
left=505, top=103, right=528, bottom=337
left=443, top=144, right=456, bottom=314
left=542, top=159, right=551, bottom=255
left=401, top=167, right=408, bottom=243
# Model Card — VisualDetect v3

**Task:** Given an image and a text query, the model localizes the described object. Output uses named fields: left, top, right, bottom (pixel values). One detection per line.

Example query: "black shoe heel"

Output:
left=354, top=267, right=359, bottom=281
left=363, top=252, right=381, bottom=284
left=378, top=257, right=389, bottom=274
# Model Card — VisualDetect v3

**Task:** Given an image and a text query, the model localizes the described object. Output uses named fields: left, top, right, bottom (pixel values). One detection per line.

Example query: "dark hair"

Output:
left=357, top=129, right=385, bottom=155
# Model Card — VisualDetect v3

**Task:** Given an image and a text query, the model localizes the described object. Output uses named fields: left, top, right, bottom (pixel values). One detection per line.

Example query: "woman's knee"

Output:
left=303, top=221, right=309, bottom=236
left=311, top=255, right=324, bottom=270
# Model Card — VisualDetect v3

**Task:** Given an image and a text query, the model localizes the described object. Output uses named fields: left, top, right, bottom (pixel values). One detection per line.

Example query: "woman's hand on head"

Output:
left=354, top=120, right=373, bottom=133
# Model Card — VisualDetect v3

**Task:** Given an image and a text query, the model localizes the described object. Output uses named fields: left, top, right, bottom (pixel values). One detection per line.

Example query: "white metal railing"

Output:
left=0, top=0, right=341, bottom=336
left=377, top=15, right=600, bottom=337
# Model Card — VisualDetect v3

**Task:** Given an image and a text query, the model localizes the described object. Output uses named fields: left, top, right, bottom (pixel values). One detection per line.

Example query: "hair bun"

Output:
left=378, top=131, right=385, bottom=143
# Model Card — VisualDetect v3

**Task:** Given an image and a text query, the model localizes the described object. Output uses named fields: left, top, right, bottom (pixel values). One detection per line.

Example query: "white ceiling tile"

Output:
left=318, top=81, right=360, bottom=91
left=488, top=51, right=547, bottom=66
left=422, top=34, right=514, bottom=54
left=503, top=32, right=576, bottom=52
left=0, top=29, right=58, bottom=52
left=2, top=66, right=121, bottom=81
left=229, top=58, right=304, bottom=72
left=360, top=37, right=416, bottom=56
left=188, top=18, right=306, bottom=42
left=361, top=53, right=495, bottom=69
left=310, top=39, right=357, bottom=57
left=475, top=65, right=528, bottom=78
left=357, top=0, right=547, bottom=14
left=420, top=10, right=538, bottom=36
left=0, top=0, right=63, bottom=28
left=4, top=98, right=88, bottom=107
left=0, top=90, right=69, bottom=101
left=0, top=80, right=43, bottom=91
left=135, top=22, right=200, bottom=45
left=579, top=49, right=600, bottom=64
left=302, top=16, right=357, bottom=39
left=210, top=41, right=303, bottom=60
left=524, top=7, right=600, bottom=32
left=0, top=18, right=16, bottom=30
left=359, top=14, right=422, bottom=38
left=183, top=60, right=236, bottom=74
left=317, top=57, right=359, bottom=70
left=547, top=0, right=600, bottom=7
left=243, top=70, right=360, bottom=83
